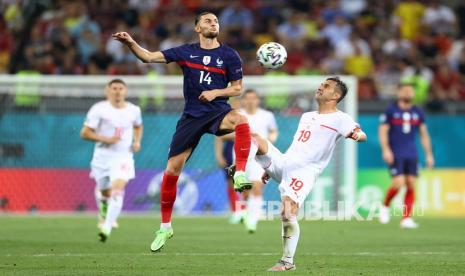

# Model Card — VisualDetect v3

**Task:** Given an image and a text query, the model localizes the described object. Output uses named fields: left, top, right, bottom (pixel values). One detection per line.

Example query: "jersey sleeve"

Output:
left=161, top=44, right=188, bottom=63
left=84, top=104, right=100, bottom=129
left=226, top=49, right=243, bottom=81
left=134, top=106, right=143, bottom=126
left=338, top=113, right=360, bottom=137
left=267, top=112, right=278, bottom=131
left=417, top=108, right=426, bottom=124
left=379, top=107, right=392, bottom=125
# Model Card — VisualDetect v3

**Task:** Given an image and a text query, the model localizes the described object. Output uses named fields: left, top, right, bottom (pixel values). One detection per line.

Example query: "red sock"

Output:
left=384, top=187, right=399, bottom=207
left=234, top=123, right=251, bottom=172
left=160, top=173, right=179, bottom=223
left=403, top=188, right=415, bottom=218
left=227, top=185, right=238, bottom=212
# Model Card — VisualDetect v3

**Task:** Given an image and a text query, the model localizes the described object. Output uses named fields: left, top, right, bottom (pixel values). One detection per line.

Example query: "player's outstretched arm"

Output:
left=419, top=124, right=434, bottom=168
left=199, top=79, right=243, bottom=102
left=112, top=32, right=166, bottom=63
left=80, top=126, right=120, bottom=144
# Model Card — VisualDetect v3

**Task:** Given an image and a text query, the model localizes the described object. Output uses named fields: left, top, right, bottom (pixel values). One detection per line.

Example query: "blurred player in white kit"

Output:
left=232, top=77, right=367, bottom=271
left=216, top=90, right=278, bottom=232
left=80, top=79, right=143, bottom=242
left=240, top=89, right=278, bottom=233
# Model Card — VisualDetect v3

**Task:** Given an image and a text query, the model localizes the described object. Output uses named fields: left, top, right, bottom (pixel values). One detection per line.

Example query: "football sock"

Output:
left=103, top=189, right=124, bottom=233
left=227, top=185, right=239, bottom=212
left=234, top=123, right=251, bottom=172
left=384, top=187, right=399, bottom=207
left=160, top=222, right=172, bottom=230
left=403, top=188, right=415, bottom=218
left=281, top=216, right=300, bottom=264
left=160, top=173, right=179, bottom=224
left=247, top=194, right=263, bottom=225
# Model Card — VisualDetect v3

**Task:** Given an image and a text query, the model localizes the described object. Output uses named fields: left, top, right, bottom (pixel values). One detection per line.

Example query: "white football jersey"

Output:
left=285, top=111, right=359, bottom=172
left=241, top=108, right=277, bottom=138
left=84, top=101, right=142, bottom=158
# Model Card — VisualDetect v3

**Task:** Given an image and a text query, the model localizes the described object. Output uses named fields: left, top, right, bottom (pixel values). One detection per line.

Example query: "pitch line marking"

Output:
left=1, top=251, right=456, bottom=258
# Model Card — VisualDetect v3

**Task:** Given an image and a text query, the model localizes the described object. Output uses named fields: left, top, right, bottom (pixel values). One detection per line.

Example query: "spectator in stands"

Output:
left=219, top=1, right=253, bottom=33
left=433, top=61, right=461, bottom=101
left=320, top=15, right=352, bottom=48
left=391, top=0, right=425, bottom=41
left=423, top=0, right=456, bottom=35
left=277, top=12, right=307, bottom=49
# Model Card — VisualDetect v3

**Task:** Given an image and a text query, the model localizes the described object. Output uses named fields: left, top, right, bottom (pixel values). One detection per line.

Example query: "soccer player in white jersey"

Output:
left=244, top=77, right=366, bottom=271
left=240, top=89, right=278, bottom=233
left=80, top=79, right=143, bottom=242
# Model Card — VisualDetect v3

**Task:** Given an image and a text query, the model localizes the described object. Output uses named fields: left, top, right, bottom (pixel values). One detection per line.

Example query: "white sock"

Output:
left=281, top=216, right=300, bottom=264
left=247, top=195, right=263, bottom=225
left=160, top=222, right=172, bottom=230
left=103, top=189, right=124, bottom=233
left=248, top=139, right=259, bottom=162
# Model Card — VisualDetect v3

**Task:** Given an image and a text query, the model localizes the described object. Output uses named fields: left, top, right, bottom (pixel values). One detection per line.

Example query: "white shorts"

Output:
left=255, top=141, right=319, bottom=206
left=90, top=155, right=135, bottom=189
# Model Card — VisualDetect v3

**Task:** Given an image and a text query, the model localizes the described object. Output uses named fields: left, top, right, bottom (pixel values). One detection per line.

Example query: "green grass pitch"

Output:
left=1, top=216, right=464, bottom=275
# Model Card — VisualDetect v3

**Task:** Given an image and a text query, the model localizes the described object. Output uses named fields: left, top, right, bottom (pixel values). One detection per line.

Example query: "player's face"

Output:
left=397, top=86, right=414, bottom=103
left=106, top=83, right=127, bottom=103
left=315, top=80, right=340, bottom=102
left=195, top=14, right=219, bottom=39
left=242, top=92, right=260, bottom=111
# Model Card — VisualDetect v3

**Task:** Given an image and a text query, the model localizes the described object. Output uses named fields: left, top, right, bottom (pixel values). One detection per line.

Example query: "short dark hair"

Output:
left=108, top=78, right=126, bottom=86
left=398, top=82, right=414, bottom=89
left=242, top=88, right=258, bottom=98
left=195, top=11, right=216, bottom=26
left=326, top=77, right=348, bottom=103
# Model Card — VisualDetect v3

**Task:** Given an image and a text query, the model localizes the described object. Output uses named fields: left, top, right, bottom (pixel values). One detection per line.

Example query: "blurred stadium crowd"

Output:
left=2, top=0, right=465, bottom=106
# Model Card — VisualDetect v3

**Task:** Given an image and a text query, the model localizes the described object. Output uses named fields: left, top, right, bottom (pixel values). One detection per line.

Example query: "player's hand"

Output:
left=426, top=154, right=434, bottom=169
left=112, top=32, right=135, bottom=46
left=348, top=128, right=365, bottom=142
left=261, top=172, right=270, bottom=184
left=199, top=90, right=217, bottom=102
left=132, top=141, right=141, bottom=153
left=102, top=136, right=120, bottom=145
left=217, top=157, right=227, bottom=168
left=382, top=149, right=394, bottom=165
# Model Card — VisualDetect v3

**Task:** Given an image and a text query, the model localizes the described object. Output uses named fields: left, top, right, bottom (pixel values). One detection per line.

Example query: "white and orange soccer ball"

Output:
left=256, top=42, right=287, bottom=69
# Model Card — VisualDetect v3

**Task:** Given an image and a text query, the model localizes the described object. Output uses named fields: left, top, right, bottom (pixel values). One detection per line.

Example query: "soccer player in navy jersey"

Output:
left=113, top=11, right=252, bottom=251
left=378, top=83, right=434, bottom=229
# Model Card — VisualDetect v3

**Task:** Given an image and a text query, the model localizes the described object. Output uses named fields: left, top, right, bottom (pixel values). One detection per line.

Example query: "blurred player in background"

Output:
left=215, top=91, right=278, bottom=230
left=80, top=79, right=143, bottom=242
left=214, top=98, right=245, bottom=224
left=240, top=89, right=278, bottom=233
left=231, top=77, right=366, bottom=271
left=379, top=83, right=434, bottom=229
left=112, top=11, right=253, bottom=252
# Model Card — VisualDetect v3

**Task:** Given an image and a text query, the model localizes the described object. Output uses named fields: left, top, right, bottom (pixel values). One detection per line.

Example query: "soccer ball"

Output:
left=256, top=42, right=287, bottom=69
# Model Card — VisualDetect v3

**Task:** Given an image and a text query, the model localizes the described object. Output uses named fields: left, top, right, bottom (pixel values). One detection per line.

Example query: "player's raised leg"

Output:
left=150, top=148, right=191, bottom=252
left=219, top=110, right=252, bottom=192
left=267, top=196, right=298, bottom=271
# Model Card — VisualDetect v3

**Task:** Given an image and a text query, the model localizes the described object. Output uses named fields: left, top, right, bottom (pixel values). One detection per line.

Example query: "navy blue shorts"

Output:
left=168, top=110, right=232, bottom=158
left=389, top=157, right=418, bottom=176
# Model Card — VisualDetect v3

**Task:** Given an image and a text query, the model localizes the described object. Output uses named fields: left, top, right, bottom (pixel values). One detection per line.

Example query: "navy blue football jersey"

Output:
left=161, top=43, right=243, bottom=117
left=380, top=103, right=425, bottom=158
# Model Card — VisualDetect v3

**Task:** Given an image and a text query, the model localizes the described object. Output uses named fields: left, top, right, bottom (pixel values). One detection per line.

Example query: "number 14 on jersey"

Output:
left=199, top=71, right=212, bottom=85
